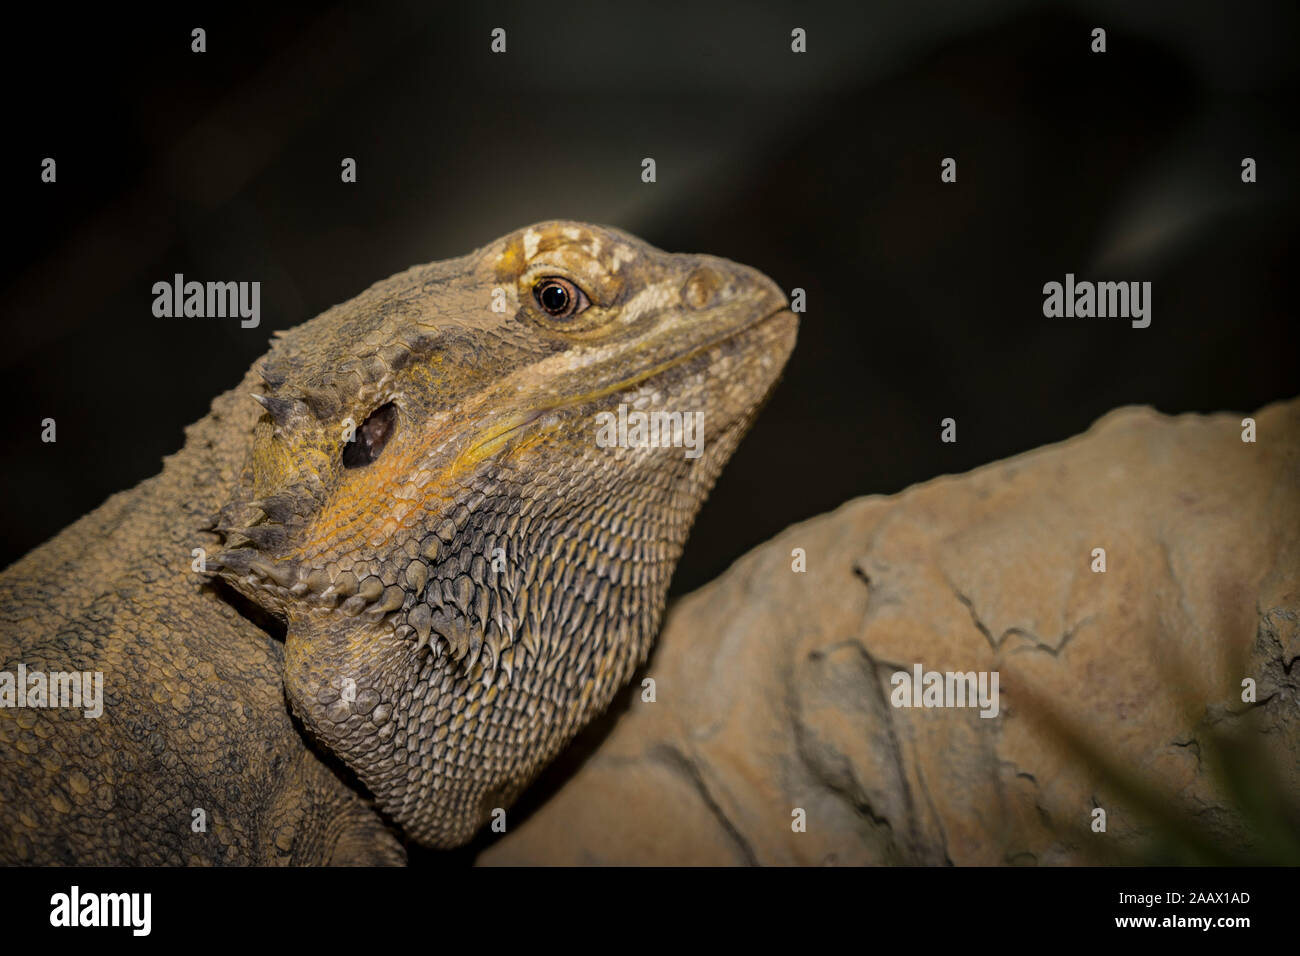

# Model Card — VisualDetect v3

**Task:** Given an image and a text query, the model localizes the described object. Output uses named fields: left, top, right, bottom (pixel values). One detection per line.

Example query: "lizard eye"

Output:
left=533, top=277, right=589, bottom=319
left=342, top=402, right=397, bottom=469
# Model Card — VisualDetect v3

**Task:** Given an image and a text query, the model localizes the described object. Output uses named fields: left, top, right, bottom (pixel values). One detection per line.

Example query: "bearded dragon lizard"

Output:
left=0, top=221, right=797, bottom=863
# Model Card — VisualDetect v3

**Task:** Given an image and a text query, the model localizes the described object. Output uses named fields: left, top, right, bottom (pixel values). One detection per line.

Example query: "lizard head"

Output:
left=211, top=220, right=796, bottom=847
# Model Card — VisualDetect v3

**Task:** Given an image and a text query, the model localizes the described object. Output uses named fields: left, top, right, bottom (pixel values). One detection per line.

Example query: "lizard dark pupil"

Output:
left=539, top=282, right=570, bottom=315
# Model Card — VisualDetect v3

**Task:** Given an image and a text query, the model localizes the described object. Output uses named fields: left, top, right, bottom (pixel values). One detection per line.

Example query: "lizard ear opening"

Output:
left=343, top=402, right=398, bottom=469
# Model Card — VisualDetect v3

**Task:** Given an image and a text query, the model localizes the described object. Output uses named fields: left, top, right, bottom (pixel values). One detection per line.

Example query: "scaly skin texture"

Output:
left=0, top=221, right=797, bottom=859
left=214, top=221, right=796, bottom=847
left=0, top=371, right=405, bottom=864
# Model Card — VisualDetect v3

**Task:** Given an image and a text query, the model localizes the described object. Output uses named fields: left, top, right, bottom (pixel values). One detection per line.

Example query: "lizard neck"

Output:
left=282, top=414, right=750, bottom=847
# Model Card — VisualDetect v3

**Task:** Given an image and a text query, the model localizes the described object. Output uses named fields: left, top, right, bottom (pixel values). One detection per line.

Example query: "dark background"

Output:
left=2, top=0, right=1296, bottom=600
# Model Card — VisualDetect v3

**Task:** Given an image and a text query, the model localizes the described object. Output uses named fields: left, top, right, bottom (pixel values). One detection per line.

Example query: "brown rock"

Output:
left=482, top=400, right=1300, bottom=865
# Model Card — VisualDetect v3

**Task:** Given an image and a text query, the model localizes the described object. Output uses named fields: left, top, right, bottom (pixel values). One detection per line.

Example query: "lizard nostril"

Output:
left=342, top=402, right=397, bottom=469
left=683, top=266, right=723, bottom=311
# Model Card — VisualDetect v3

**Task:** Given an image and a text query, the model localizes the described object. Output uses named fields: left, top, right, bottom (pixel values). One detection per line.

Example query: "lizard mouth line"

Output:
left=463, top=305, right=794, bottom=460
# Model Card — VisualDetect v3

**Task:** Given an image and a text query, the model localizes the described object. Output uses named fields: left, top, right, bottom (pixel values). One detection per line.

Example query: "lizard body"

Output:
left=0, top=222, right=796, bottom=861
left=0, top=366, right=402, bottom=864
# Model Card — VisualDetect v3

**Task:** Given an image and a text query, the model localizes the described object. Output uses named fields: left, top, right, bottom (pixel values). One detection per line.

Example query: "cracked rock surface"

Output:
left=481, top=399, right=1300, bottom=865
